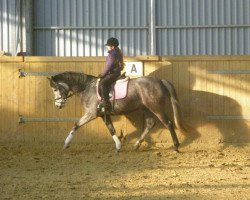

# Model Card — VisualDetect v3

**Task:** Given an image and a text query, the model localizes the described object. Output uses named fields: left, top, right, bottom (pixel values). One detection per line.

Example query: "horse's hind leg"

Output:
left=102, top=115, right=121, bottom=151
left=155, top=113, right=180, bottom=152
left=167, top=120, right=180, bottom=152
left=134, top=109, right=156, bottom=150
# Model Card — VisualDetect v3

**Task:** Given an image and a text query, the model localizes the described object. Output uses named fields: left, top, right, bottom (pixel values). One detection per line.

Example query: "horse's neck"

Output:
left=68, top=75, right=96, bottom=93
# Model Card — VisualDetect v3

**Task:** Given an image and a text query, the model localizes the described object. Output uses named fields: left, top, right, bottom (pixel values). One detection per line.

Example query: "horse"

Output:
left=48, top=71, right=185, bottom=152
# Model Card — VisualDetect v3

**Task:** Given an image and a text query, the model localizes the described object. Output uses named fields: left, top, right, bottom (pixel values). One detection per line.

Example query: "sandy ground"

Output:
left=0, top=142, right=249, bottom=200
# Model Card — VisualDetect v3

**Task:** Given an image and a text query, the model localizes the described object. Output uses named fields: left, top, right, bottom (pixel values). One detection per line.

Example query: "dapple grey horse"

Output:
left=48, top=71, right=185, bottom=152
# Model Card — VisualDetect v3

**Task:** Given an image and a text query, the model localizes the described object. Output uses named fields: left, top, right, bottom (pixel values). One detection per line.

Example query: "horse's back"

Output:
left=129, top=76, right=167, bottom=94
left=127, top=76, right=170, bottom=105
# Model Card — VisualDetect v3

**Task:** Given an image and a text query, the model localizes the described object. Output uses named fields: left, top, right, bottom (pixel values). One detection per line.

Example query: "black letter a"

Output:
left=130, top=64, right=137, bottom=74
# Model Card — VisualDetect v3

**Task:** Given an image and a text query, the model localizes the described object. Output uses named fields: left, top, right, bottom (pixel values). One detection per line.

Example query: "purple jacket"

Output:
left=100, top=47, right=123, bottom=77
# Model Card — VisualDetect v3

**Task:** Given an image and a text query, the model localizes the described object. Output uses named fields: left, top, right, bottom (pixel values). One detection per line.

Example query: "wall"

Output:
left=0, top=56, right=23, bottom=140
left=144, top=56, right=250, bottom=147
left=0, top=0, right=23, bottom=56
left=0, top=56, right=250, bottom=148
left=33, top=0, right=150, bottom=56
left=33, top=0, right=250, bottom=56
left=1, top=0, right=250, bottom=56
left=156, top=0, right=250, bottom=55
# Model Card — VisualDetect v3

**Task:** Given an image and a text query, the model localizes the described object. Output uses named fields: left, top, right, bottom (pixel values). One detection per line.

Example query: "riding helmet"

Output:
left=105, top=37, right=119, bottom=47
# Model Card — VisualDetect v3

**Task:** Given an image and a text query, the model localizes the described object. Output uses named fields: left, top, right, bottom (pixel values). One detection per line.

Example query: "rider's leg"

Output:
left=99, top=82, right=109, bottom=103
left=99, top=74, right=119, bottom=111
left=99, top=76, right=110, bottom=102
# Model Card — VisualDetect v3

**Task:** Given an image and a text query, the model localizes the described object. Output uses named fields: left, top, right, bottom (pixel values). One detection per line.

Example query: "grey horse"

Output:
left=48, top=71, right=185, bottom=152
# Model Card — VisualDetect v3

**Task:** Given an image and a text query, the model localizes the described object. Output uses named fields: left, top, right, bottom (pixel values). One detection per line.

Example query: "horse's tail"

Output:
left=161, top=80, right=185, bottom=131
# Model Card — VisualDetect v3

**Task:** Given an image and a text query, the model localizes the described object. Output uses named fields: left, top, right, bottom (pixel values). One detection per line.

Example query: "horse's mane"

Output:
left=52, top=71, right=96, bottom=90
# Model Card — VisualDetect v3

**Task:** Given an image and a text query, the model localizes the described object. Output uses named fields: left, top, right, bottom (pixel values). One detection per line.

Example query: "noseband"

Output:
left=54, top=92, right=75, bottom=101
left=54, top=82, right=75, bottom=102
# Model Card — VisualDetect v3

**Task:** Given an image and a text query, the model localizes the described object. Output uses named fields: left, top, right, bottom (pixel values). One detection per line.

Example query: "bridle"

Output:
left=54, top=82, right=75, bottom=103
left=54, top=92, right=75, bottom=101
left=53, top=78, right=97, bottom=103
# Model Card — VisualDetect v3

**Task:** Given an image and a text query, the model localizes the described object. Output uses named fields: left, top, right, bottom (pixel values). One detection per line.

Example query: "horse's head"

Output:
left=48, top=77, right=70, bottom=109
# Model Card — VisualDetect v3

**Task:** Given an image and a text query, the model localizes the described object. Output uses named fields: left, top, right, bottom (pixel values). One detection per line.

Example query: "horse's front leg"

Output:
left=102, top=115, right=121, bottom=152
left=64, top=113, right=95, bottom=149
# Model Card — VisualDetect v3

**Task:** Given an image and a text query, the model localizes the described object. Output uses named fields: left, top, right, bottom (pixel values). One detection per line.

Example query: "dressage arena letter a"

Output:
left=131, top=64, right=137, bottom=73
left=125, top=62, right=143, bottom=77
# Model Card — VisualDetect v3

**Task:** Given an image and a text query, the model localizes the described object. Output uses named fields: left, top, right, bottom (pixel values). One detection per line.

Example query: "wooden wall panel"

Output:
left=0, top=57, right=23, bottom=141
left=0, top=56, right=250, bottom=147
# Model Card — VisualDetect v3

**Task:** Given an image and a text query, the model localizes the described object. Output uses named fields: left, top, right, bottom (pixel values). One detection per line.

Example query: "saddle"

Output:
left=96, top=76, right=129, bottom=101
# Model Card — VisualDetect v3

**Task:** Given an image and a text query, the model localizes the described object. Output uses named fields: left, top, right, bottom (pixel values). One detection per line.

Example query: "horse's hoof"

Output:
left=173, top=148, right=180, bottom=154
left=63, top=145, right=70, bottom=149
left=115, top=149, right=121, bottom=153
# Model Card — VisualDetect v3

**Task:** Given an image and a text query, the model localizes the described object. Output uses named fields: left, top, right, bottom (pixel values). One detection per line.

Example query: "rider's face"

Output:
left=106, top=45, right=115, bottom=51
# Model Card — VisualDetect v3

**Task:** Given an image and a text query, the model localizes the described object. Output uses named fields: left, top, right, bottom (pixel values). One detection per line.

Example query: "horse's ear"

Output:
left=47, top=77, right=55, bottom=83
left=47, top=77, right=57, bottom=86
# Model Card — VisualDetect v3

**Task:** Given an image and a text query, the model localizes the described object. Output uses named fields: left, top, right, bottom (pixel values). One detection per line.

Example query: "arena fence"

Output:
left=0, top=56, right=250, bottom=147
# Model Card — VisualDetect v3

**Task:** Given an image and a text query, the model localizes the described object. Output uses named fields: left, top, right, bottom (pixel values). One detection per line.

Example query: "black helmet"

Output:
left=105, top=37, right=119, bottom=47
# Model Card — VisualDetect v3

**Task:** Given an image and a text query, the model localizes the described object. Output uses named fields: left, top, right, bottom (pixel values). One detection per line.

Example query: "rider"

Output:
left=98, top=37, right=124, bottom=112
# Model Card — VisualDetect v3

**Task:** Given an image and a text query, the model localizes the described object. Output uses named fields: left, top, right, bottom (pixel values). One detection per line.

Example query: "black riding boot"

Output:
left=100, top=85, right=112, bottom=113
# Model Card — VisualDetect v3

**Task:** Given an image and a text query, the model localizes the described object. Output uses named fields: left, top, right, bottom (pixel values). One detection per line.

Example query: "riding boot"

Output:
left=102, top=98, right=111, bottom=113
left=100, top=86, right=112, bottom=113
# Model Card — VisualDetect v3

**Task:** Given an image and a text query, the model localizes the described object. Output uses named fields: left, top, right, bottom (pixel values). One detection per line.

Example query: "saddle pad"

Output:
left=96, top=77, right=129, bottom=100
